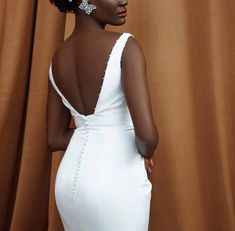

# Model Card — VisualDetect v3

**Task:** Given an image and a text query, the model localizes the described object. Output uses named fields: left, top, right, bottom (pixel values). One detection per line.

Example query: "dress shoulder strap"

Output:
left=48, top=63, right=79, bottom=116
left=111, top=32, right=134, bottom=63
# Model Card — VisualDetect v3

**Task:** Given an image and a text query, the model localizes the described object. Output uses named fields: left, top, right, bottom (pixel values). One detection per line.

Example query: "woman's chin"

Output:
left=110, top=19, right=127, bottom=26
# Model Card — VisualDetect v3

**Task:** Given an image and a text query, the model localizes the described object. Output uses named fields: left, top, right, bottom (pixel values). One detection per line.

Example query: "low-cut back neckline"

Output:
left=50, top=32, right=125, bottom=118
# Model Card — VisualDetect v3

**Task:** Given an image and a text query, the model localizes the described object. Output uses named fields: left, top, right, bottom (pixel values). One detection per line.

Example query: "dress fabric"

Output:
left=48, top=32, right=152, bottom=231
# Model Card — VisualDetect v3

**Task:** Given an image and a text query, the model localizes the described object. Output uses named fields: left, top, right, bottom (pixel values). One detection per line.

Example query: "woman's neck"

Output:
left=72, top=13, right=106, bottom=35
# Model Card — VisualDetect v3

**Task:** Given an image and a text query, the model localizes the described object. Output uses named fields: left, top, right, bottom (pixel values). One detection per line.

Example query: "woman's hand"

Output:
left=144, top=157, right=154, bottom=173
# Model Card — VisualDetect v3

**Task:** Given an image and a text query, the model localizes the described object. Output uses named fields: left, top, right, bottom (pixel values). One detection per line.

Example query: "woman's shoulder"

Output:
left=100, top=31, right=144, bottom=62
left=121, top=33, right=144, bottom=56
left=105, top=31, right=141, bottom=50
left=103, top=31, right=135, bottom=40
left=50, top=36, right=77, bottom=70
left=121, top=33, right=146, bottom=67
left=50, top=43, right=68, bottom=71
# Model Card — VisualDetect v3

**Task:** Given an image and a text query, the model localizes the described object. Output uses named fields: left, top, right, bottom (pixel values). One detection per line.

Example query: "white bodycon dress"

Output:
left=48, top=32, right=152, bottom=231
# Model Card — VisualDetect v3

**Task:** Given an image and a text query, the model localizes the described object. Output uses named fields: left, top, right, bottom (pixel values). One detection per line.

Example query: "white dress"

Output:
left=48, top=32, right=152, bottom=231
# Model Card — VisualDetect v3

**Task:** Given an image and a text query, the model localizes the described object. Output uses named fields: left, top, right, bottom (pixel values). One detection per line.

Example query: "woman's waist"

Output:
left=72, top=125, right=135, bottom=143
left=73, top=110, right=134, bottom=129
left=74, top=123, right=134, bottom=132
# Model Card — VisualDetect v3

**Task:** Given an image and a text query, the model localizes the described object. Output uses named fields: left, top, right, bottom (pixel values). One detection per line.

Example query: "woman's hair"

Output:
left=49, top=0, right=79, bottom=14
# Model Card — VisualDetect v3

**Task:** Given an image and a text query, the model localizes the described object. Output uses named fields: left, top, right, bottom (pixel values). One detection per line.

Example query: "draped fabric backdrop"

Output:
left=0, top=0, right=234, bottom=230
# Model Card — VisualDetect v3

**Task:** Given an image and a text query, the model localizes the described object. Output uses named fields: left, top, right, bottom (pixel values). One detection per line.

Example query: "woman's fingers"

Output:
left=144, top=157, right=154, bottom=173
left=148, top=166, right=152, bottom=173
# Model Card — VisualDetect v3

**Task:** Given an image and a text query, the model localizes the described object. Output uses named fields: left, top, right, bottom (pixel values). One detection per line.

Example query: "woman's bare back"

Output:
left=51, top=31, right=123, bottom=116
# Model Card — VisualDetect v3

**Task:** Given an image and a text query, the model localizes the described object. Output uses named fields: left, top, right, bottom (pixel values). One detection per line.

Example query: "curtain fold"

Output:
left=0, top=0, right=65, bottom=230
left=0, top=0, right=234, bottom=230
left=0, top=1, right=39, bottom=230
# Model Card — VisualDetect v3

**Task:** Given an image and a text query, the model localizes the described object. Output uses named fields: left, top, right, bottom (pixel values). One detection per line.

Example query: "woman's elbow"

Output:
left=47, top=140, right=55, bottom=152
left=47, top=134, right=57, bottom=152
left=135, top=127, right=159, bottom=158
left=145, top=129, right=159, bottom=153
left=152, top=128, right=159, bottom=148
left=144, top=127, right=159, bottom=148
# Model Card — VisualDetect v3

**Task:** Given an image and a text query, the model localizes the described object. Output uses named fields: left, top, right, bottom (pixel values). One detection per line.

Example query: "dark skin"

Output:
left=46, top=0, right=159, bottom=173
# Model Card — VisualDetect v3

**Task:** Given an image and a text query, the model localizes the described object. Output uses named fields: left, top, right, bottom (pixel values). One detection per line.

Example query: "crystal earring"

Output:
left=79, top=0, right=97, bottom=15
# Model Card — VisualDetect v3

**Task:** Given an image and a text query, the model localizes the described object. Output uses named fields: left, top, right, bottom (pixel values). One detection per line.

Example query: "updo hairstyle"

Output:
left=49, top=0, right=79, bottom=14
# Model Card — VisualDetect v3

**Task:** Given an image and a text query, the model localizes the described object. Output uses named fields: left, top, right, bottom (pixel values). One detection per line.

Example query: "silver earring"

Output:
left=79, top=0, right=97, bottom=15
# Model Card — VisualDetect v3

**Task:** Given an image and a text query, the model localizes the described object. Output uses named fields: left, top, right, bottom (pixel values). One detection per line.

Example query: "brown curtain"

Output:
left=1, top=0, right=234, bottom=230
left=0, top=0, right=65, bottom=230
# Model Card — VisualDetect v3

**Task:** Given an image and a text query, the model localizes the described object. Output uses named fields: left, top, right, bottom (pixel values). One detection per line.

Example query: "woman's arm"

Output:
left=121, top=36, right=159, bottom=159
left=46, top=78, right=75, bottom=152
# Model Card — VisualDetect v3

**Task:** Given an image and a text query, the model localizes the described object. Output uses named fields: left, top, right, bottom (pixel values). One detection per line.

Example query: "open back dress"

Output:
left=48, top=32, right=152, bottom=231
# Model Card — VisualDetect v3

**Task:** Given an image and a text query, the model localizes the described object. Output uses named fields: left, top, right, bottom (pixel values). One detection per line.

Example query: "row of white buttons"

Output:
left=72, top=118, right=90, bottom=195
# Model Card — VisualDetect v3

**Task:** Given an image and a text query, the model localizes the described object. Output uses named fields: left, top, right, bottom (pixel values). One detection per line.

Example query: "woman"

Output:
left=46, top=0, right=159, bottom=230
